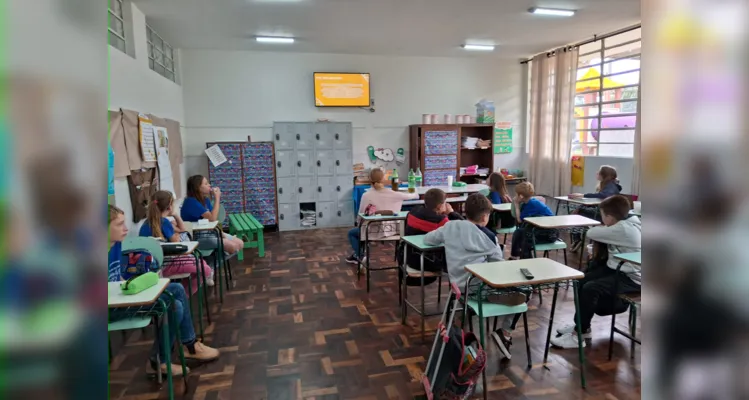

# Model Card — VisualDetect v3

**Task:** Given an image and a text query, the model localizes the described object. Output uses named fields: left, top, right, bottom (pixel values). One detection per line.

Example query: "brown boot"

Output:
left=183, top=341, right=220, bottom=362
left=147, top=361, right=189, bottom=377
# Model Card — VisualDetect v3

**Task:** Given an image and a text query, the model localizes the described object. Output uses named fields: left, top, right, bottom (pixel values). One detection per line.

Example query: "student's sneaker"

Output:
left=550, top=332, right=587, bottom=349
left=555, top=324, right=592, bottom=338
left=147, top=361, right=189, bottom=377
left=183, top=341, right=220, bottom=362
left=345, top=254, right=366, bottom=265
left=205, top=277, right=215, bottom=286
left=491, top=330, right=513, bottom=359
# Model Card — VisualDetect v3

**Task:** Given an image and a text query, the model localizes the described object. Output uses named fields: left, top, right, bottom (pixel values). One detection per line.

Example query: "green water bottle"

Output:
left=415, top=168, right=423, bottom=187
left=408, top=169, right=416, bottom=193
left=390, top=169, right=400, bottom=191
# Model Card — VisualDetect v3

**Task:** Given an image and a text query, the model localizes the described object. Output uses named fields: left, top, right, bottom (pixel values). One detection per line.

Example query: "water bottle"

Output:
left=408, top=169, right=416, bottom=193
left=390, top=169, right=400, bottom=191
left=415, top=168, right=423, bottom=187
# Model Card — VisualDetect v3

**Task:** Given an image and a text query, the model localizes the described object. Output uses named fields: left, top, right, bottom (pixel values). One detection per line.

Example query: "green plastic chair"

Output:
left=478, top=188, right=491, bottom=197
left=464, top=298, right=531, bottom=367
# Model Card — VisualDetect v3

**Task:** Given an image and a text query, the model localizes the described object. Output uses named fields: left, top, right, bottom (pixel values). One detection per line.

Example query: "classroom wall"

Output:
left=179, top=50, right=527, bottom=179
left=108, top=3, right=185, bottom=228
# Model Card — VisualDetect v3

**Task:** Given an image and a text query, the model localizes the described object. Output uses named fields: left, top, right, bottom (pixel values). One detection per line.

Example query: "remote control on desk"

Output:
left=520, top=268, right=534, bottom=280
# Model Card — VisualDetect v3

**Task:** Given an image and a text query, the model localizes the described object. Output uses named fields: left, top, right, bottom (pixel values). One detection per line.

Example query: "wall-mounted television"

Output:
left=314, top=72, right=371, bottom=107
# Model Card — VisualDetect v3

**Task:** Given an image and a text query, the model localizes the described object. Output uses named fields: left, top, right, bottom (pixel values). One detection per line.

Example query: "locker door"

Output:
left=296, top=150, right=314, bottom=177
left=315, top=176, right=336, bottom=202
left=315, top=150, right=335, bottom=176
left=336, top=201, right=354, bottom=227
left=332, top=123, right=352, bottom=149
left=276, top=177, right=298, bottom=204
left=273, top=123, right=296, bottom=150
left=334, top=149, right=353, bottom=176
left=297, top=176, right=316, bottom=202
left=278, top=203, right=300, bottom=231
left=275, top=150, right=296, bottom=177
left=314, top=123, right=335, bottom=149
left=295, top=123, right=314, bottom=150
left=337, top=176, right=353, bottom=204
left=316, top=202, right=334, bottom=228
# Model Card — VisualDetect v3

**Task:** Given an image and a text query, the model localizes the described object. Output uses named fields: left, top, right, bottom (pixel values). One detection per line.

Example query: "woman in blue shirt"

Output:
left=509, top=182, right=558, bottom=259
left=141, top=190, right=214, bottom=288
left=181, top=175, right=244, bottom=255
left=108, top=205, right=220, bottom=373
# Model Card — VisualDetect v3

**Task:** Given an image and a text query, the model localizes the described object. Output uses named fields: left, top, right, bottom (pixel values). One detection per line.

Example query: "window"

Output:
left=108, top=0, right=126, bottom=53
left=572, top=28, right=640, bottom=158
left=147, top=25, right=177, bottom=82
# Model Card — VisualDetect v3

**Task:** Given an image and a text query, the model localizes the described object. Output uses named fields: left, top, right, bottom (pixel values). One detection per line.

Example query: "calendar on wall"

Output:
left=206, top=141, right=278, bottom=227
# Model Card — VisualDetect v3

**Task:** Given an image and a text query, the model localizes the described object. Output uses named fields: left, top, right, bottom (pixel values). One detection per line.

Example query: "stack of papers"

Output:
left=461, top=136, right=479, bottom=149
left=301, top=210, right=316, bottom=227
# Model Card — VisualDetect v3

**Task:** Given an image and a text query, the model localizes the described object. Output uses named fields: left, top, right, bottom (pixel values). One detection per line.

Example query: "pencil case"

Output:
left=120, top=272, right=159, bottom=295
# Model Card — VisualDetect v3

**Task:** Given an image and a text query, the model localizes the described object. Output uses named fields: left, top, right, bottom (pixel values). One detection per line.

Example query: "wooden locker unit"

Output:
left=274, top=121, right=354, bottom=231
left=409, top=124, right=495, bottom=185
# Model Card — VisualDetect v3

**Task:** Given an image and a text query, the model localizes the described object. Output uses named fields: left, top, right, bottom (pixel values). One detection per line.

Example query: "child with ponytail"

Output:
left=140, top=191, right=215, bottom=289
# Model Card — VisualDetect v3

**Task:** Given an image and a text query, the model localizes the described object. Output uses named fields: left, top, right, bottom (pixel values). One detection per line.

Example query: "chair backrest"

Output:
left=122, top=237, right=164, bottom=267
left=478, top=188, right=490, bottom=197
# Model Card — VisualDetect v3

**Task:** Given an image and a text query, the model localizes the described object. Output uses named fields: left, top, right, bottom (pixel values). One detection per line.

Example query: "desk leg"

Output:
left=401, top=243, right=408, bottom=325
left=543, top=283, right=559, bottom=365
left=215, top=228, right=225, bottom=303
left=555, top=200, right=560, bottom=215
left=193, top=252, right=205, bottom=341
left=573, top=281, right=587, bottom=388
left=477, top=282, right=487, bottom=400
left=420, top=252, right=425, bottom=342
left=579, top=229, right=588, bottom=270
left=196, top=249, right=210, bottom=326
left=166, top=291, right=189, bottom=387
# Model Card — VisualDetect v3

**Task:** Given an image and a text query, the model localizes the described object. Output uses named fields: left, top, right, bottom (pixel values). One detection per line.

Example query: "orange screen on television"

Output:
left=314, top=73, right=371, bottom=107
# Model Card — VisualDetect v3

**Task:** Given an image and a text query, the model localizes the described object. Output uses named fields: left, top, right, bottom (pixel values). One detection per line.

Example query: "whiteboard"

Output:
left=572, top=156, right=633, bottom=194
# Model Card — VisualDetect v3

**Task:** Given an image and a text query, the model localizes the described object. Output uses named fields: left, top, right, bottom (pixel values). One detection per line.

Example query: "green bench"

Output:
left=228, top=213, right=265, bottom=261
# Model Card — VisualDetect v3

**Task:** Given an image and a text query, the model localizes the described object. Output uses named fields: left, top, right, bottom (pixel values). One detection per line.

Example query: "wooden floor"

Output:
left=109, top=228, right=641, bottom=399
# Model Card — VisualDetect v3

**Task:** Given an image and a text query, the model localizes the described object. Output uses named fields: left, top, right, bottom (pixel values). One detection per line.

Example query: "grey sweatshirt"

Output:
left=423, top=220, right=504, bottom=288
left=586, top=215, right=642, bottom=284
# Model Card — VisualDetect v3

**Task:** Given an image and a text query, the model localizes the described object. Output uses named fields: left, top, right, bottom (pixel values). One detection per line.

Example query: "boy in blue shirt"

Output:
left=108, top=205, right=219, bottom=375
left=509, top=182, right=558, bottom=259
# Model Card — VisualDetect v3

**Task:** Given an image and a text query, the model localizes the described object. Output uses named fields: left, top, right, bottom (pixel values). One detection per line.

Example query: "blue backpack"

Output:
left=120, top=249, right=160, bottom=281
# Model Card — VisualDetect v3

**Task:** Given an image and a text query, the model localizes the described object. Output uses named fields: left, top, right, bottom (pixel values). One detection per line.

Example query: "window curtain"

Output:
left=527, top=46, right=579, bottom=197
left=631, top=82, right=642, bottom=196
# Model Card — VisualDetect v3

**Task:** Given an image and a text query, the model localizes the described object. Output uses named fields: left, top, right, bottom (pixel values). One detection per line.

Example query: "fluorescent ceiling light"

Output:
left=256, top=36, right=294, bottom=44
left=462, top=44, right=495, bottom=51
left=529, top=7, right=575, bottom=16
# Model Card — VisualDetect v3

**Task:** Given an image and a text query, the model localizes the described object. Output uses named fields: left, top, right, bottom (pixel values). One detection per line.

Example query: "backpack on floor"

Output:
left=120, top=249, right=160, bottom=281
left=425, top=326, right=486, bottom=399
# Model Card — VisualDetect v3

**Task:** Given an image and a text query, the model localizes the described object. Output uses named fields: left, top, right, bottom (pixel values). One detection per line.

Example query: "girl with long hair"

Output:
left=180, top=175, right=244, bottom=254
left=141, top=190, right=215, bottom=288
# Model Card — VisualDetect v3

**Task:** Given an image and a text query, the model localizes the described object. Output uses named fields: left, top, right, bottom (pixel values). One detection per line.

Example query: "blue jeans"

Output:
left=348, top=227, right=360, bottom=256
left=110, top=282, right=196, bottom=362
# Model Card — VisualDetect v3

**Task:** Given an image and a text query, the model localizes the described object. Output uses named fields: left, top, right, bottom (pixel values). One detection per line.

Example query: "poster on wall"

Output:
left=571, top=155, right=585, bottom=186
left=108, top=141, right=115, bottom=195
left=138, top=114, right=157, bottom=162
left=493, top=122, right=513, bottom=154
left=154, top=126, right=175, bottom=194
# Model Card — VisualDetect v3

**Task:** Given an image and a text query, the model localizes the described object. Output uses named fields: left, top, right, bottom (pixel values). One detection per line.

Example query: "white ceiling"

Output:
left=135, top=0, right=640, bottom=59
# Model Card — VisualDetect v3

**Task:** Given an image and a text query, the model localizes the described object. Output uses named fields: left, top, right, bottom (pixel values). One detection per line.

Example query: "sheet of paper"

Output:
left=154, top=126, right=174, bottom=194
left=138, top=114, right=157, bottom=162
left=205, top=144, right=228, bottom=167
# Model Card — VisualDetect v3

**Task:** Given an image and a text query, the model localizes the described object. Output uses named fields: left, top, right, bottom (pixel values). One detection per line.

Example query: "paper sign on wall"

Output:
left=154, top=126, right=174, bottom=194
left=205, top=144, right=228, bottom=167
left=493, top=122, right=513, bottom=154
left=138, top=114, right=157, bottom=162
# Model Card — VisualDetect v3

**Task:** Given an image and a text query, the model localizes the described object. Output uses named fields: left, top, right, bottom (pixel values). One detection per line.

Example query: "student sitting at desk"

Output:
left=109, top=205, right=220, bottom=375
left=346, top=168, right=418, bottom=264
left=141, top=190, right=215, bottom=289
left=397, top=188, right=463, bottom=285
left=551, top=195, right=641, bottom=349
left=509, top=182, right=557, bottom=260
left=568, top=165, right=622, bottom=251
left=424, top=194, right=527, bottom=360
left=487, top=172, right=516, bottom=231
left=181, top=175, right=245, bottom=255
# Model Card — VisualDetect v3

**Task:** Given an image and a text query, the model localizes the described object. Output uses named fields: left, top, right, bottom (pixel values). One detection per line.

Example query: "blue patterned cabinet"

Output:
left=207, top=141, right=279, bottom=228
left=273, top=121, right=354, bottom=231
